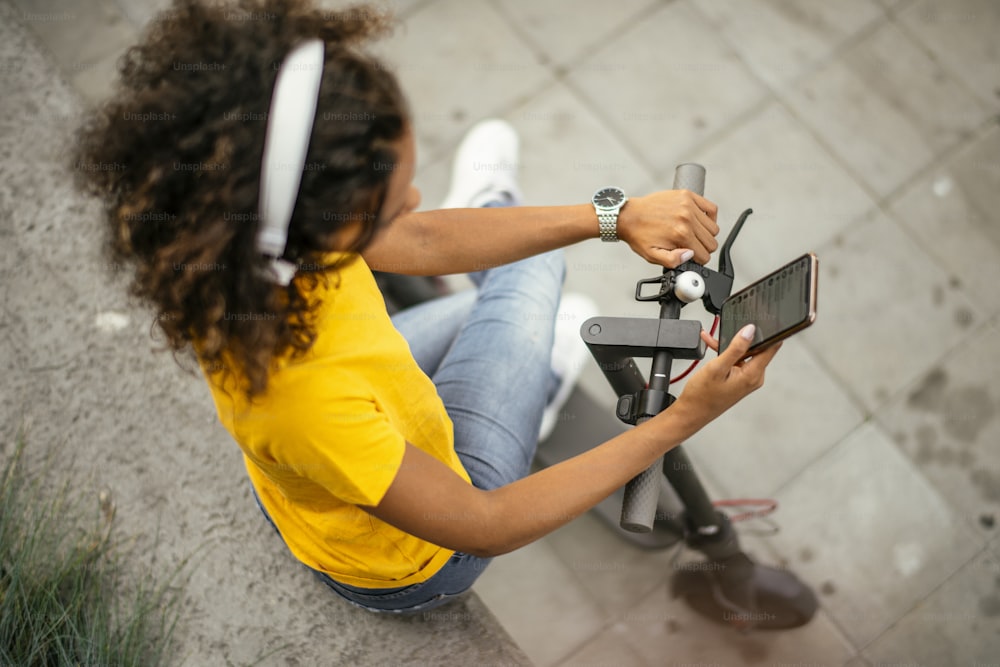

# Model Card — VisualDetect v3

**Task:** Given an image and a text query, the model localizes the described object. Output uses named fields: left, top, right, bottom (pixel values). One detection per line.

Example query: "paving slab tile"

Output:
left=887, top=125, right=1000, bottom=320
left=689, top=0, right=884, bottom=91
left=372, top=0, right=553, bottom=166
left=112, top=0, right=172, bottom=28
left=317, top=0, right=437, bottom=22
left=567, top=1, right=770, bottom=175
left=863, top=548, right=1000, bottom=666
left=691, top=100, right=878, bottom=287
left=876, top=0, right=913, bottom=12
left=784, top=20, right=988, bottom=199
left=605, top=578, right=853, bottom=666
left=896, top=0, right=1000, bottom=109
left=766, top=422, right=983, bottom=647
left=541, top=510, right=677, bottom=624
left=493, top=0, right=660, bottom=68
left=557, top=626, right=649, bottom=667
left=842, top=656, right=873, bottom=667
left=10, top=0, right=136, bottom=79
left=68, top=48, right=125, bottom=107
left=877, top=318, right=1000, bottom=543
left=474, top=538, right=606, bottom=667
left=685, top=336, right=865, bottom=500
left=504, top=79, right=656, bottom=206
left=803, top=209, right=978, bottom=413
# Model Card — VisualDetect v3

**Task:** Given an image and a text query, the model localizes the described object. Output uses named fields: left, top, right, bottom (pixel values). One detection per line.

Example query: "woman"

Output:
left=73, top=0, right=778, bottom=614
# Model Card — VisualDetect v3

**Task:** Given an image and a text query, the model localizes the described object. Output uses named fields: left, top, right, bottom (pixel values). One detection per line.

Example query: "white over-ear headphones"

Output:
left=256, top=39, right=325, bottom=285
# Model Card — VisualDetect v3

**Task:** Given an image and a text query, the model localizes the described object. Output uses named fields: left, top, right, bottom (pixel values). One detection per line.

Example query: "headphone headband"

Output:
left=256, top=39, right=325, bottom=285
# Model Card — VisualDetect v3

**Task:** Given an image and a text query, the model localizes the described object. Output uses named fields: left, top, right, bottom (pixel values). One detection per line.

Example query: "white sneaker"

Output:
left=440, top=119, right=523, bottom=209
left=539, top=293, right=600, bottom=442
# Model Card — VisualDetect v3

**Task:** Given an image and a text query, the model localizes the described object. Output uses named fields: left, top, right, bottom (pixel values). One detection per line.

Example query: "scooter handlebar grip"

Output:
left=621, top=463, right=662, bottom=532
left=620, top=416, right=660, bottom=533
left=672, top=163, right=706, bottom=197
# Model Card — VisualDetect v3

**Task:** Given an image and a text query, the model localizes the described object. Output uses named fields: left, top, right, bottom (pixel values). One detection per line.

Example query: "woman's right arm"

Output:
left=364, top=325, right=778, bottom=558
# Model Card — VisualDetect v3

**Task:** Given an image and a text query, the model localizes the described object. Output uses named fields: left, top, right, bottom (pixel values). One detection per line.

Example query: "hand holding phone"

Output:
left=718, top=253, right=819, bottom=357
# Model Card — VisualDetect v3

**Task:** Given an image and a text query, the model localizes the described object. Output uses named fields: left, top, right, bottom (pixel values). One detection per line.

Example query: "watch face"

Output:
left=593, top=187, right=625, bottom=209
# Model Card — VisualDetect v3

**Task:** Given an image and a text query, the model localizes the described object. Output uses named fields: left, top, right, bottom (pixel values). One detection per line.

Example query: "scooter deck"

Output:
left=535, top=387, right=684, bottom=550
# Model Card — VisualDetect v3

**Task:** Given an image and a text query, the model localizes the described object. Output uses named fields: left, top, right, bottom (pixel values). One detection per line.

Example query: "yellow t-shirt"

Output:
left=201, top=253, right=471, bottom=588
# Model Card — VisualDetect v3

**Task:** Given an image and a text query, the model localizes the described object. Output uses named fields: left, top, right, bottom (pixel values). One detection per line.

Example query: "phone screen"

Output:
left=719, top=253, right=817, bottom=354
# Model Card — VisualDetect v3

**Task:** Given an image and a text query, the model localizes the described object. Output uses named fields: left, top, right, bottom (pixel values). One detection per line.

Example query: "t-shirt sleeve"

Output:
left=274, top=388, right=407, bottom=508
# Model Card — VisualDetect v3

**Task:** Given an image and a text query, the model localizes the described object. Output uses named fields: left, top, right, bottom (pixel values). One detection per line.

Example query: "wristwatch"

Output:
left=592, top=186, right=628, bottom=242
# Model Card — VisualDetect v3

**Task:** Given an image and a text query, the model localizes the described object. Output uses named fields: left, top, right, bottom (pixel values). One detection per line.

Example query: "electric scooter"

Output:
left=537, top=164, right=818, bottom=631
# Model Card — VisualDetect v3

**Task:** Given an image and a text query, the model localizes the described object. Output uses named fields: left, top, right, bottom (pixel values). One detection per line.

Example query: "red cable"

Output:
left=670, top=315, right=720, bottom=383
left=660, top=316, right=778, bottom=525
left=712, top=498, right=778, bottom=522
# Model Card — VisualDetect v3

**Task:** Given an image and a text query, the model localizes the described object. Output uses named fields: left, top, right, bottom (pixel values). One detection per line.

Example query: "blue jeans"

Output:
left=255, top=249, right=566, bottom=614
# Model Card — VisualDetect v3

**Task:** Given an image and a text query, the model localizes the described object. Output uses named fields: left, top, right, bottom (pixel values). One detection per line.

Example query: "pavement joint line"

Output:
left=877, top=117, right=1000, bottom=209
left=397, top=0, right=438, bottom=20
left=820, top=605, right=866, bottom=660
left=386, top=0, right=561, bottom=172
left=648, top=91, right=778, bottom=183
left=772, top=12, right=994, bottom=220
left=787, top=106, right=998, bottom=343
left=557, top=74, right=664, bottom=185
left=15, top=0, right=136, bottom=73
left=889, top=1, right=998, bottom=111
left=109, top=0, right=135, bottom=28
left=7, top=1, right=111, bottom=108
left=521, top=0, right=700, bottom=182
left=849, top=316, right=995, bottom=535
left=756, top=417, right=985, bottom=655
left=893, top=311, right=1000, bottom=544
left=486, top=0, right=665, bottom=73
left=547, top=541, right=668, bottom=663
left=764, top=415, right=863, bottom=504
left=411, top=69, right=564, bottom=172
left=876, top=117, right=1000, bottom=273
left=855, top=541, right=995, bottom=658
left=772, top=88, right=883, bottom=218
left=794, top=211, right=888, bottom=416
left=685, top=0, right=891, bottom=99
left=546, top=3, right=786, bottom=187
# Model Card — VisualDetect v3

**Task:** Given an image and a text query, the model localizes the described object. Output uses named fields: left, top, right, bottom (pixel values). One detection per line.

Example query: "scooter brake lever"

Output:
left=718, top=208, right=753, bottom=280
left=664, top=208, right=754, bottom=315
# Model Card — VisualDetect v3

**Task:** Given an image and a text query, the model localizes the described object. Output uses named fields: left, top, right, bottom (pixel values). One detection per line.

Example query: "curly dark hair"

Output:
left=72, top=0, right=409, bottom=398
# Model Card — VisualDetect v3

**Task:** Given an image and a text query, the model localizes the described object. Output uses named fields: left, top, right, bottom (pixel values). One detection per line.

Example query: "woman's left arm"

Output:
left=360, top=189, right=721, bottom=275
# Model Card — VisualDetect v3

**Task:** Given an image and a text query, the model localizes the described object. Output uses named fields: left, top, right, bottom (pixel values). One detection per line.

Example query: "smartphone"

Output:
left=718, top=252, right=819, bottom=356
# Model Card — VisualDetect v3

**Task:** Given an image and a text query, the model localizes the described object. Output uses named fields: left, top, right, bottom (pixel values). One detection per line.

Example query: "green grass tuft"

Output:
left=0, top=433, right=187, bottom=667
